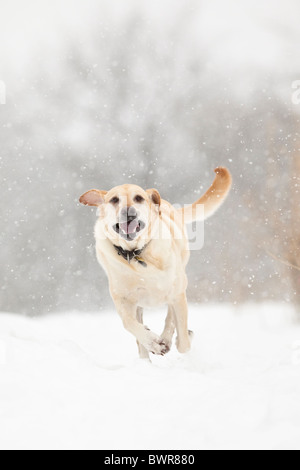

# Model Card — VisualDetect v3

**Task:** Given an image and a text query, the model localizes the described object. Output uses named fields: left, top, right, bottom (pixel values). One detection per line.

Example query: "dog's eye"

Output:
left=109, top=197, right=120, bottom=204
left=134, top=195, right=144, bottom=203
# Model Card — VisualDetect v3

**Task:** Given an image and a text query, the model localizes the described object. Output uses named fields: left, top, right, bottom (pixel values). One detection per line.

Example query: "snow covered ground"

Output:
left=0, top=304, right=300, bottom=450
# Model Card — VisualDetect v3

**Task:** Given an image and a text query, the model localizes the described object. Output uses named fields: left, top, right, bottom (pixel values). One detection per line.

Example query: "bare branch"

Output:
left=265, top=249, right=300, bottom=272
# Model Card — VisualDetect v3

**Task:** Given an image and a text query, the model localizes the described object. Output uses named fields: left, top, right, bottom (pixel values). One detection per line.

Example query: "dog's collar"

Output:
left=113, top=243, right=149, bottom=268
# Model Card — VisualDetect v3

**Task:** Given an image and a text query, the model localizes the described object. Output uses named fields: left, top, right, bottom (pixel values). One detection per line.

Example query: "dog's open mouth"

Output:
left=113, top=219, right=146, bottom=240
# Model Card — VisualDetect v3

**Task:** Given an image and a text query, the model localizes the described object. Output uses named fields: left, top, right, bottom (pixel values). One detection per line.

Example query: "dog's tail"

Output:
left=177, top=167, right=232, bottom=224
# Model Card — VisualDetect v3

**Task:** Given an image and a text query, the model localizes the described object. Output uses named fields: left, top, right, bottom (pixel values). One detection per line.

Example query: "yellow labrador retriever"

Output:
left=79, top=167, right=232, bottom=359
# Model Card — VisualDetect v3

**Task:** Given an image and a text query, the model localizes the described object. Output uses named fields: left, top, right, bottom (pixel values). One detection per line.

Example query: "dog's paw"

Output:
left=144, top=332, right=169, bottom=356
left=158, top=336, right=172, bottom=354
left=176, top=330, right=193, bottom=353
left=151, top=339, right=169, bottom=356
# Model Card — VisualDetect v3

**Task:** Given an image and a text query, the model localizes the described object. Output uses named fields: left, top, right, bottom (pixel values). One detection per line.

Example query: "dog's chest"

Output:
left=96, top=235, right=189, bottom=306
left=104, top=248, right=187, bottom=307
left=111, top=261, right=182, bottom=306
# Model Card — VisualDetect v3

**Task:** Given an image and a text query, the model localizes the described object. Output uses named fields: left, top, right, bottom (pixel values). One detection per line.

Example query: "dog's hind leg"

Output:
left=159, top=306, right=176, bottom=353
left=136, top=307, right=150, bottom=360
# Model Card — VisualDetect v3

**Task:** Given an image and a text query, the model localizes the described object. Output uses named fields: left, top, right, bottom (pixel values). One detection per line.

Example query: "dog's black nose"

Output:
left=120, top=206, right=138, bottom=221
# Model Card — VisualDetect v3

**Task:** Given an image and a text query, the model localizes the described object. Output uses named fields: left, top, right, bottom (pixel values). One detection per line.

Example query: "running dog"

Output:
left=79, top=167, right=232, bottom=359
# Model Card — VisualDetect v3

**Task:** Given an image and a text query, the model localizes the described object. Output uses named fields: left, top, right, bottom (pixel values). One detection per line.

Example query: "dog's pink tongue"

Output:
left=120, top=220, right=138, bottom=234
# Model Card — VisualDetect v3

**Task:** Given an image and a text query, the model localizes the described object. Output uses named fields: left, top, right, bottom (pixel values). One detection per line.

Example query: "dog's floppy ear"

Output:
left=79, top=190, right=107, bottom=206
left=146, top=188, right=161, bottom=206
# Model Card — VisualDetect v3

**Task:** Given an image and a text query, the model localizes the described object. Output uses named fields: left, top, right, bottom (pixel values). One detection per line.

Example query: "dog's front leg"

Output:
left=159, top=306, right=176, bottom=353
left=171, top=293, right=193, bottom=353
left=113, top=298, right=168, bottom=356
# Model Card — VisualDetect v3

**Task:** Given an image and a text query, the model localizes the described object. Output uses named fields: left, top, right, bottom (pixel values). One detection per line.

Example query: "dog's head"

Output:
left=79, top=184, right=161, bottom=247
